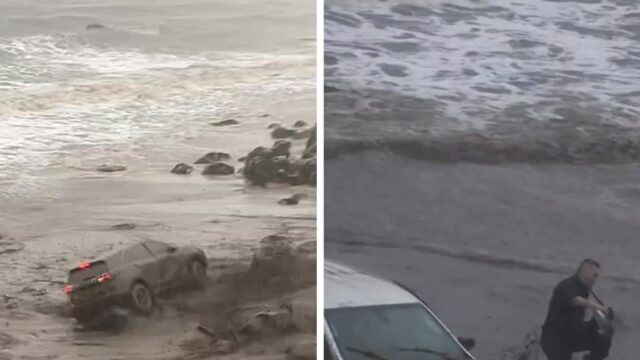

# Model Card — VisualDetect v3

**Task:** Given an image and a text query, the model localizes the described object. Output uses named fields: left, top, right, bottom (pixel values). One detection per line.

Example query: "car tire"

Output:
left=129, top=281, right=154, bottom=315
left=188, top=259, right=207, bottom=289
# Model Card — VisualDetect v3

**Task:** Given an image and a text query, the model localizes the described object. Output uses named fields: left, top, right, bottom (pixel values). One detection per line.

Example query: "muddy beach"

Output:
left=0, top=86, right=316, bottom=360
left=325, top=152, right=640, bottom=360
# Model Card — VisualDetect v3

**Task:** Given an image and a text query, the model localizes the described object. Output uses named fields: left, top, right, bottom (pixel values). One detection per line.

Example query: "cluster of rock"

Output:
left=242, top=124, right=317, bottom=187
left=169, top=120, right=316, bottom=188
left=171, top=151, right=235, bottom=176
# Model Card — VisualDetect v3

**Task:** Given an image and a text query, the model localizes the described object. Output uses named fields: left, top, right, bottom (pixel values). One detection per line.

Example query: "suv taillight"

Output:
left=63, top=285, right=73, bottom=295
left=97, top=272, right=112, bottom=283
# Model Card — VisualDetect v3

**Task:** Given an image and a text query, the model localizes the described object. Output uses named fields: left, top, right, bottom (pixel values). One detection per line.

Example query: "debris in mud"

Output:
left=0, top=238, right=24, bottom=255
left=286, top=338, right=316, bottom=360
left=260, top=114, right=270, bottom=118
left=178, top=234, right=315, bottom=358
left=18, top=287, right=47, bottom=296
left=498, top=329, right=542, bottom=360
left=268, top=123, right=281, bottom=129
left=293, top=120, right=308, bottom=128
left=0, top=331, right=20, bottom=348
left=278, top=197, right=299, bottom=206
left=97, top=165, right=127, bottom=172
left=242, top=125, right=316, bottom=187
left=171, top=163, right=194, bottom=175
left=110, top=223, right=137, bottom=230
left=202, top=162, right=235, bottom=175
left=194, top=152, right=231, bottom=164
left=211, top=119, right=239, bottom=127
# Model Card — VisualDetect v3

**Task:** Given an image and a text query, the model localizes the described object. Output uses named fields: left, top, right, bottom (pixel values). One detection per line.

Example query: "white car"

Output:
left=324, top=260, right=476, bottom=360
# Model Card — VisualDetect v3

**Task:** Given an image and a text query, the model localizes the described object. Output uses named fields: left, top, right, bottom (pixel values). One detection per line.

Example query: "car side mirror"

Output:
left=458, top=337, right=476, bottom=351
left=167, top=246, right=177, bottom=253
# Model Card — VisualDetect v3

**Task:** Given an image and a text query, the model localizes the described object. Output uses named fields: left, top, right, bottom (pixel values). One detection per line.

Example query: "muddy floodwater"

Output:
left=325, top=0, right=640, bottom=359
left=0, top=0, right=316, bottom=358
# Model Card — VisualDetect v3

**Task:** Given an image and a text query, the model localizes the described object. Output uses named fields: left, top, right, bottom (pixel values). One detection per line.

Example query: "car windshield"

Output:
left=325, top=303, right=468, bottom=360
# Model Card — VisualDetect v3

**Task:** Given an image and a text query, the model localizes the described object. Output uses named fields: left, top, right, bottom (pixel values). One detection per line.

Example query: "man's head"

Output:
left=576, top=258, right=601, bottom=288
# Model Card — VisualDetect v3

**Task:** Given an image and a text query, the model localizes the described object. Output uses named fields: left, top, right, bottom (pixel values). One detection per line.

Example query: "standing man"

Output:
left=540, top=259, right=614, bottom=360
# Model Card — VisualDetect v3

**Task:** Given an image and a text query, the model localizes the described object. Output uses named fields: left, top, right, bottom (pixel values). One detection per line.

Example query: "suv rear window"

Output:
left=67, top=261, right=108, bottom=284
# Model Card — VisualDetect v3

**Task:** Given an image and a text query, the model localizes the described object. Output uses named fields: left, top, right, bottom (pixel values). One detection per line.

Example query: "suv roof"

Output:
left=325, top=260, right=419, bottom=309
left=78, top=241, right=166, bottom=268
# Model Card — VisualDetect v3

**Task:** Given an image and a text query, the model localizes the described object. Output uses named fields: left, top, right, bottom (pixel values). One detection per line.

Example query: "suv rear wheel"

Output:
left=129, top=282, right=154, bottom=315
left=188, top=260, right=207, bottom=289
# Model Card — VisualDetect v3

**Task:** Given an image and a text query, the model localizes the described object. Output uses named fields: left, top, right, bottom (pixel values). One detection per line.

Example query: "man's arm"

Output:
left=572, top=296, right=609, bottom=314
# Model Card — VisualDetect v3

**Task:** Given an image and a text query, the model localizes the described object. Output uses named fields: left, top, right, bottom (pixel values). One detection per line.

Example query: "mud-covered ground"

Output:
left=325, top=152, right=640, bottom=360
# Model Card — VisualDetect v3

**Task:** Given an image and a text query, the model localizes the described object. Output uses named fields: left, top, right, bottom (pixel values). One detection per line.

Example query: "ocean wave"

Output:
left=325, top=0, right=640, bottom=138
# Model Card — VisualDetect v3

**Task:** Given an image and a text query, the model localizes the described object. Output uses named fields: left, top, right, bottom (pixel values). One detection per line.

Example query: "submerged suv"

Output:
left=64, top=240, right=207, bottom=326
left=324, top=260, right=476, bottom=360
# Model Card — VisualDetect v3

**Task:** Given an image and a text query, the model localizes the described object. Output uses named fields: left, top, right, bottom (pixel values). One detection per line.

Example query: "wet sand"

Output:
left=325, top=152, right=640, bottom=360
left=0, top=92, right=316, bottom=359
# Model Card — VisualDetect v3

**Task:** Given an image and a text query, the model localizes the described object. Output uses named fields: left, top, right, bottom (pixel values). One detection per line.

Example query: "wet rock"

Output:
left=243, top=147, right=277, bottom=187
left=272, top=140, right=292, bottom=157
left=242, top=125, right=316, bottom=186
left=211, top=119, right=238, bottom=127
left=268, top=123, right=281, bottom=129
left=300, top=157, right=316, bottom=186
left=292, top=129, right=312, bottom=140
left=171, top=163, right=194, bottom=175
left=278, top=197, right=299, bottom=206
left=202, top=163, right=235, bottom=176
left=303, top=126, right=316, bottom=159
left=97, top=165, right=126, bottom=172
left=293, top=120, right=308, bottom=128
left=271, top=127, right=296, bottom=139
left=238, top=156, right=247, bottom=162
left=85, top=23, right=107, bottom=30
left=195, top=152, right=231, bottom=164
left=111, top=223, right=137, bottom=230
left=291, top=193, right=308, bottom=201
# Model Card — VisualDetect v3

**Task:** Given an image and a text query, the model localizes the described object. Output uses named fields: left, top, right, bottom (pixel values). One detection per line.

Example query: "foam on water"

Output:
left=325, top=0, right=640, bottom=135
left=0, top=20, right=314, bottom=198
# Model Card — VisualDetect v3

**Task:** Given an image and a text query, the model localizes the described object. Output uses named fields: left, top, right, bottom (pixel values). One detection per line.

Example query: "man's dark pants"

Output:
left=541, top=321, right=612, bottom=360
